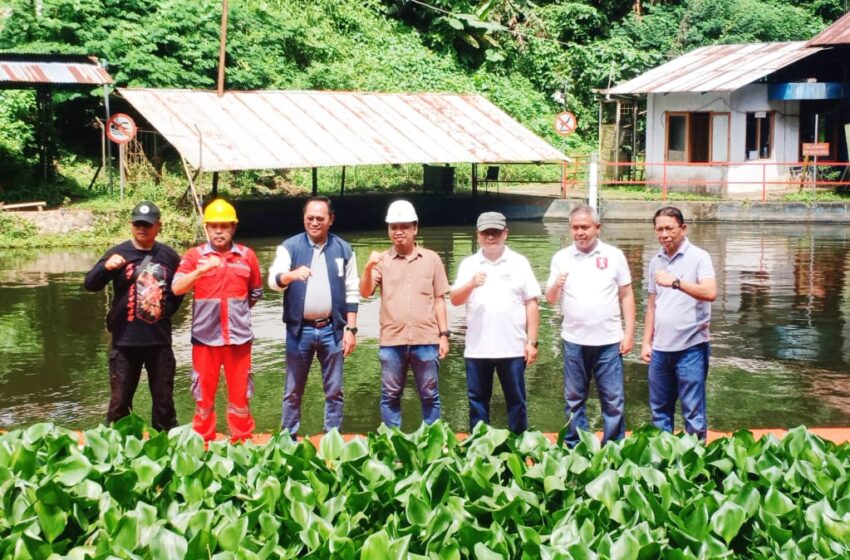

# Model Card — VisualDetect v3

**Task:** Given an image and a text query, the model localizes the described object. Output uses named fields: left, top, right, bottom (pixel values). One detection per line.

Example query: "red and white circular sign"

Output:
left=106, top=113, right=137, bottom=144
left=554, top=111, right=577, bottom=136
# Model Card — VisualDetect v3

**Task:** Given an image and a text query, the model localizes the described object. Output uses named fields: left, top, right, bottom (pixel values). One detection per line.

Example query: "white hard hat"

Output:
left=385, top=200, right=418, bottom=223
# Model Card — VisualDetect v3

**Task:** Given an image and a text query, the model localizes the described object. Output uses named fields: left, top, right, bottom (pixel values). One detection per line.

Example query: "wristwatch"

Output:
left=345, top=326, right=358, bottom=335
left=672, top=279, right=681, bottom=290
left=439, top=330, right=451, bottom=339
left=527, top=339, right=539, bottom=348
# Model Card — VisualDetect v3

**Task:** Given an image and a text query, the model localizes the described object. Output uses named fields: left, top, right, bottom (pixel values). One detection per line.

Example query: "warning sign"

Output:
left=802, top=142, right=830, bottom=157
left=106, top=113, right=137, bottom=144
left=554, top=111, right=578, bottom=136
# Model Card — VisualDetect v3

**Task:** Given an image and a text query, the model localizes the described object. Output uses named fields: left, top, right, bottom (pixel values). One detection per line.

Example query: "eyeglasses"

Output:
left=305, top=216, right=326, bottom=223
left=132, top=221, right=155, bottom=228
left=479, top=229, right=504, bottom=238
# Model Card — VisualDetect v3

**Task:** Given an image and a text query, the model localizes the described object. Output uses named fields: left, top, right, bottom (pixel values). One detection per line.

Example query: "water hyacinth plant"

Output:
left=1, top=415, right=849, bottom=559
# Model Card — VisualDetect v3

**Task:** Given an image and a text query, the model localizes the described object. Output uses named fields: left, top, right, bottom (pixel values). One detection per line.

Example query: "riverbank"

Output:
left=8, top=193, right=850, bottom=248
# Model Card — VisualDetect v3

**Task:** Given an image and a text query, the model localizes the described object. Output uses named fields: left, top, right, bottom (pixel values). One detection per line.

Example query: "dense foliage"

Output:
left=1, top=419, right=849, bottom=558
left=0, top=0, right=842, bottom=196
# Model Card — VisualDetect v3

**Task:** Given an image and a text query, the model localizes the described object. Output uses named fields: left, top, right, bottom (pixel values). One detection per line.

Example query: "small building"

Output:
left=603, top=14, right=850, bottom=196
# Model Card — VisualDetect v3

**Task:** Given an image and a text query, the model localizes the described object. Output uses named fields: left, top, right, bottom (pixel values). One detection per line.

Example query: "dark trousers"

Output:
left=466, top=357, right=528, bottom=434
left=107, top=345, right=178, bottom=431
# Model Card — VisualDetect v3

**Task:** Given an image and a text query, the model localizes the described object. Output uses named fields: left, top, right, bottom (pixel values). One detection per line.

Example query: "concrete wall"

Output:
left=545, top=199, right=850, bottom=223
left=645, top=86, right=801, bottom=196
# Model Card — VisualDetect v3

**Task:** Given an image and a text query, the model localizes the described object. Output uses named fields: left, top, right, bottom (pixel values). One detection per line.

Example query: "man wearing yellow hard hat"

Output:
left=172, top=199, right=263, bottom=442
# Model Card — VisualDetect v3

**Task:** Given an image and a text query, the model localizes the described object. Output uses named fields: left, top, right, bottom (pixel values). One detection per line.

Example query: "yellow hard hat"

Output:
left=203, top=199, right=238, bottom=224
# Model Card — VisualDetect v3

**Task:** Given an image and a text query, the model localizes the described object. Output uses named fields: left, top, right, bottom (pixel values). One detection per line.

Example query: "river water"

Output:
left=2, top=221, right=850, bottom=434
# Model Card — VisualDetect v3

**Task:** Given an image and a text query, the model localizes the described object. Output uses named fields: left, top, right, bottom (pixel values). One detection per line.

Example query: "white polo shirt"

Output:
left=453, top=246, right=541, bottom=359
left=547, top=240, right=632, bottom=346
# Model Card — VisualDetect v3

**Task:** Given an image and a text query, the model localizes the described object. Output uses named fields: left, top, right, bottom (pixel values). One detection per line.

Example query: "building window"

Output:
left=665, top=112, right=729, bottom=162
left=745, top=112, right=773, bottom=159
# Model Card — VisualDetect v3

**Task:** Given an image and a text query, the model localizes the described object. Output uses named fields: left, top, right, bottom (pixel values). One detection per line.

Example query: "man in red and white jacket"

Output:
left=173, top=199, right=263, bottom=442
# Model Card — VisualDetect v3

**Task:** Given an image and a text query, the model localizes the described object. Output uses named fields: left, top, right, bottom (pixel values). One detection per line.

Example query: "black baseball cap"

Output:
left=131, top=201, right=161, bottom=224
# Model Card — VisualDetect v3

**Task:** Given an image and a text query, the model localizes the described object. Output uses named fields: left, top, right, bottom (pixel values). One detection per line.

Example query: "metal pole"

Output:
left=588, top=153, right=598, bottom=210
left=119, top=143, right=126, bottom=201
left=340, top=165, right=346, bottom=197
left=471, top=163, right=478, bottom=196
left=312, top=167, right=318, bottom=195
left=812, top=113, right=819, bottom=196
left=217, top=0, right=229, bottom=96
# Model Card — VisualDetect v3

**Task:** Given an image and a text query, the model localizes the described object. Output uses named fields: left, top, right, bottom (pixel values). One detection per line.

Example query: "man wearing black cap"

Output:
left=84, top=201, right=184, bottom=431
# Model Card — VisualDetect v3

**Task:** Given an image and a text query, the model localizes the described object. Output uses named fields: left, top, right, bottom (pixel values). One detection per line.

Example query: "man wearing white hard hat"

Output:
left=360, top=200, right=450, bottom=428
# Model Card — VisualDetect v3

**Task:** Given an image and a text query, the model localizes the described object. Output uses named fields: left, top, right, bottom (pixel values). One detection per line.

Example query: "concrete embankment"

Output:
left=9, top=195, right=850, bottom=239
left=234, top=194, right=850, bottom=236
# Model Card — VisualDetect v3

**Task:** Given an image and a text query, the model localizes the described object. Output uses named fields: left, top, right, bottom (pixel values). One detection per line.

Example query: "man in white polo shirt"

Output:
left=451, top=212, right=540, bottom=434
left=546, top=205, right=635, bottom=446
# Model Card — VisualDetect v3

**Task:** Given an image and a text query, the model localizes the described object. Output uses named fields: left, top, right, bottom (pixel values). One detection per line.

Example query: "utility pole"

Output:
left=212, top=0, right=229, bottom=198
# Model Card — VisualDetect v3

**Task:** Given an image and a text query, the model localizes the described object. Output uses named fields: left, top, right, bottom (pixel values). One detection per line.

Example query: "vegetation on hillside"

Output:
left=0, top=0, right=843, bottom=204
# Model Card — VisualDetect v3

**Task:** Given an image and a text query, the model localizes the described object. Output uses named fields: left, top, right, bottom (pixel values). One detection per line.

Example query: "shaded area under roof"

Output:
left=118, top=88, right=568, bottom=172
left=806, top=11, right=850, bottom=47
left=0, top=53, right=112, bottom=87
left=603, top=42, right=821, bottom=95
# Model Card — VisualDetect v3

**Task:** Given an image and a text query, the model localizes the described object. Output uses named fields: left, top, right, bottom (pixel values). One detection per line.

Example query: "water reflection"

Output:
left=2, top=222, right=850, bottom=433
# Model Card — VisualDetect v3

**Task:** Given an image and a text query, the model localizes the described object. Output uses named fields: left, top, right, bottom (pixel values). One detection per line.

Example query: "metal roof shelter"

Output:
left=0, top=53, right=112, bottom=87
left=603, top=42, right=821, bottom=95
left=0, top=53, right=113, bottom=181
left=806, top=11, right=850, bottom=47
left=118, top=88, right=568, bottom=172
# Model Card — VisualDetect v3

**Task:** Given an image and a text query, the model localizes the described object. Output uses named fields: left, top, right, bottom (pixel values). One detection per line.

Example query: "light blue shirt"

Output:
left=647, top=239, right=715, bottom=352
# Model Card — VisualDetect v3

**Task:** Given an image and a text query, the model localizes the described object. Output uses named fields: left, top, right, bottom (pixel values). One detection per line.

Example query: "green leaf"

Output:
left=148, top=527, right=187, bottom=559
left=585, top=469, right=620, bottom=511
left=360, top=529, right=391, bottom=559
left=764, top=486, right=795, bottom=516
left=473, top=542, right=503, bottom=559
left=319, top=429, right=344, bottom=462
left=710, top=501, right=747, bottom=544
left=215, top=517, right=249, bottom=552
left=54, top=452, right=93, bottom=487
left=340, top=437, right=369, bottom=463
left=34, top=502, right=66, bottom=543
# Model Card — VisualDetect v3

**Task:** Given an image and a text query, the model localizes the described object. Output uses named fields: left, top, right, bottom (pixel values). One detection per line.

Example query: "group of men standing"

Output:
left=86, top=197, right=715, bottom=443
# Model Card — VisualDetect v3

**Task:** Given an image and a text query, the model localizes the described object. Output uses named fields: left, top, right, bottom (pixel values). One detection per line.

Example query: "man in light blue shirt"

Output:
left=641, top=207, right=716, bottom=440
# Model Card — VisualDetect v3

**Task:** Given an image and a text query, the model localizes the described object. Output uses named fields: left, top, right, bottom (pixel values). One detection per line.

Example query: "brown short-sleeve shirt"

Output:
left=372, top=245, right=449, bottom=346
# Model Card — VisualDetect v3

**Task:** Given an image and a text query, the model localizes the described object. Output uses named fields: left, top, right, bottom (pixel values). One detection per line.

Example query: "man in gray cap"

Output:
left=84, top=201, right=184, bottom=431
left=450, top=212, right=540, bottom=433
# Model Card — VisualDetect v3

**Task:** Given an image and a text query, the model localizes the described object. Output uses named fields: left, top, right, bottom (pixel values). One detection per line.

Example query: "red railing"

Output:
left=562, top=159, right=850, bottom=202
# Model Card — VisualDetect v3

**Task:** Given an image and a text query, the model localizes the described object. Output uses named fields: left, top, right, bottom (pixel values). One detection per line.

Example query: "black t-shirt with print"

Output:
left=84, top=240, right=183, bottom=347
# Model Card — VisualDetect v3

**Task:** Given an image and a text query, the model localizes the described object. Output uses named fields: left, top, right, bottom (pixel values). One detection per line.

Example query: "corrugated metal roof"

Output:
left=0, top=54, right=112, bottom=86
left=604, top=42, right=820, bottom=95
left=806, top=11, right=850, bottom=47
left=118, top=88, right=568, bottom=171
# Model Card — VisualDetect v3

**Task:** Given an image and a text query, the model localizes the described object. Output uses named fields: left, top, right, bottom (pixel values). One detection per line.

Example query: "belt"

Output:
left=303, top=317, right=332, bottom=328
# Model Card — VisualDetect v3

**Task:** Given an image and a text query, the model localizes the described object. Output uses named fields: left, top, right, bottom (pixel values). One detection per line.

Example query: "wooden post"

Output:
left=217, top=0, right=229, bottom=96
left=340, top=166, right=346, bottom=197
left=312, top=167, right=318, bottom=195
left=212, top=171, right=219, bottom=198
left=471, top=163, right=478, bottom=196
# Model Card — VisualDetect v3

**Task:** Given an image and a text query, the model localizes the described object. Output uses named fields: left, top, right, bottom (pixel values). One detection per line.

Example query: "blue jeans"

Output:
left=563, top=341, right=625, bottom=446
left=379, top=345, right=441, bottom=428
left=282, top=325, right=344, bottom=435
left=466, top=357, right=527, bottom=434
left=648, top=342, right=710, bottom=440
